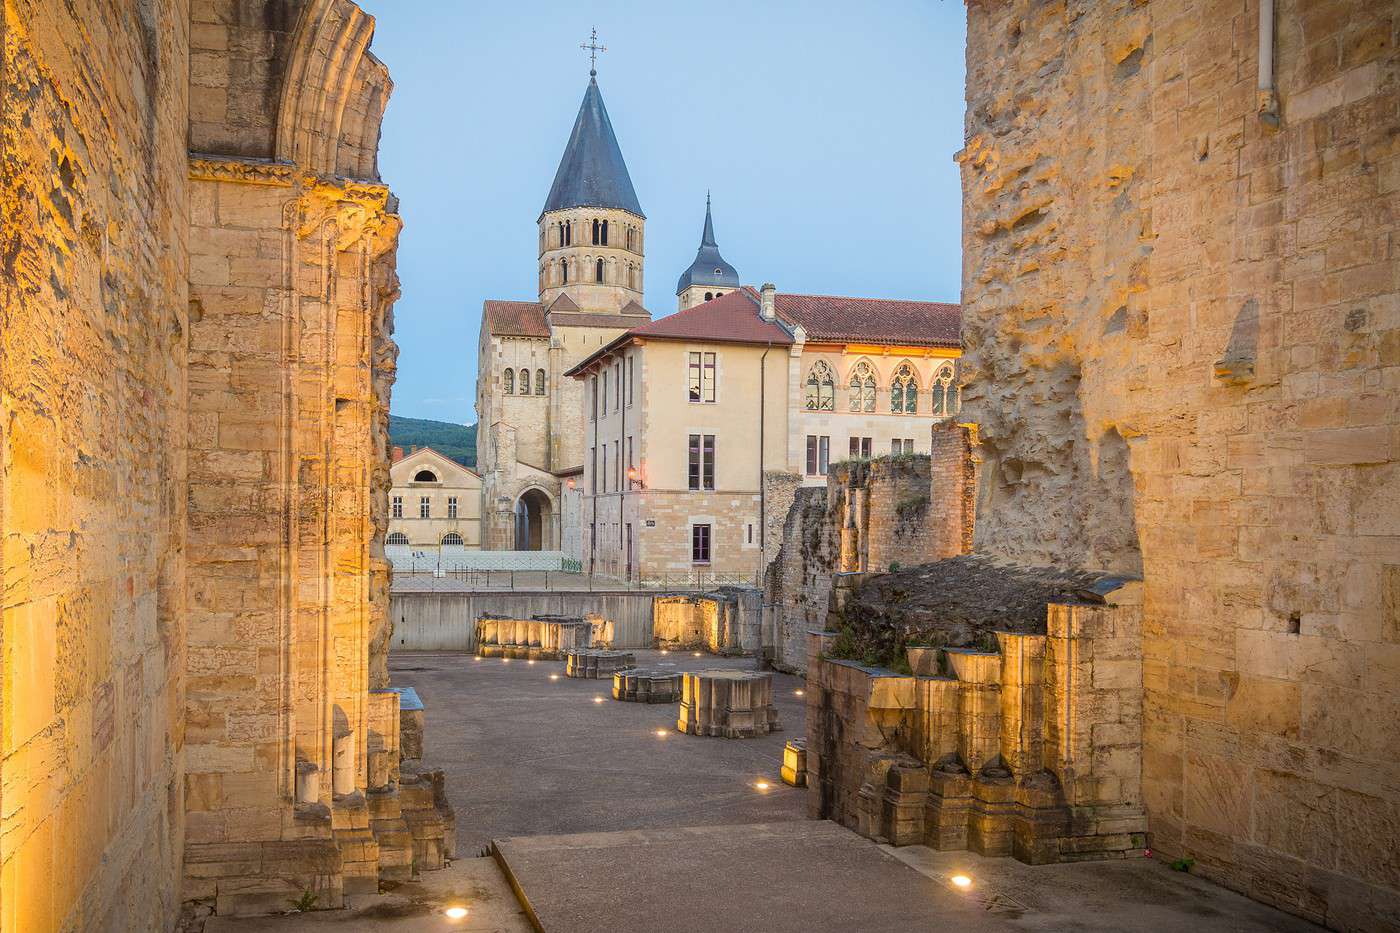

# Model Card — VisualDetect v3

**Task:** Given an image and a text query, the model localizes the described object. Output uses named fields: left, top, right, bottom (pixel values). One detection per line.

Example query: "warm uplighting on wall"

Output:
left=567, top=477, right=576, bottom=490
left=626, top=465, right=646, bottom=489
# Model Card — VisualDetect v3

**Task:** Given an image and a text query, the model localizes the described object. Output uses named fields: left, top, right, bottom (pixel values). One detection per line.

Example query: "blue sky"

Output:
left=357, top=1, right=967, bottom=424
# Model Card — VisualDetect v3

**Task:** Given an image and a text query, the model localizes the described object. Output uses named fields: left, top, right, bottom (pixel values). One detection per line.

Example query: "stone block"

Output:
left=677, top=670, right=782, bottom=738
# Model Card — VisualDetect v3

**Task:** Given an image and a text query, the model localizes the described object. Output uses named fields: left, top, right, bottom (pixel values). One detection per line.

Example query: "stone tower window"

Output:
left=562, top=259, right=569, bottom=284
left=890, top=363, right=918, bottom=414
left=848, top=361, right=877, bottom=412
left=518, top=368, right=531, bottom=395
left=536, top=369, right=546, bottom=395
left=596, top=258, right=605, bottom=282
left=504, top=369, right=514, bottom=394
left=804, top=361, right=835, bottom=411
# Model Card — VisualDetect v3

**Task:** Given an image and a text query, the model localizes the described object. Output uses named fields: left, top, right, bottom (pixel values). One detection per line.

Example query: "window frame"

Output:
left=806, top=435, right=830, bottom=476
left=687, top=351, right=717, bottom=403
left=691, top=523, right=712, bottom=564
left=447, top=496, right=458, bottom=519
left=419, top=496, right=430, bottom=519
left=391, top=495, right=402, bottom=519
left=688, top=433, right=716, bottom=491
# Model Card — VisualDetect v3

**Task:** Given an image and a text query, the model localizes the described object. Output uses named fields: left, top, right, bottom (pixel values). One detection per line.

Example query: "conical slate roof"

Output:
left=540, top=77, right=644, bottom=220
left=676, top=197, right=740, bottom=294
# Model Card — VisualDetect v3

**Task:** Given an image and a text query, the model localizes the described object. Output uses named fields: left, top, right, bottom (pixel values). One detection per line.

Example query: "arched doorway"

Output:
left=513, top=488, right=553, bottom=550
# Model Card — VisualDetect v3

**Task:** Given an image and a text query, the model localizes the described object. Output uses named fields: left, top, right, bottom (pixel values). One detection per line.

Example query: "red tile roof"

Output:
left=774, top=291, right=961, bottom=348
left=625, top=290, right=793, bottom=344
left=483, top=300, right=549, bottom=337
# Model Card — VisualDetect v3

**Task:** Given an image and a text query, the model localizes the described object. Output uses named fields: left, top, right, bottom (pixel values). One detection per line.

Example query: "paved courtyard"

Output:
left=391, top=649, right=807, bottom=853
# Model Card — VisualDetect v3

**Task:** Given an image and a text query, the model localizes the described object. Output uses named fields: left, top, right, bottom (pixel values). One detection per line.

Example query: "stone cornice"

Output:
left=188, top=154, right=297, bottom=186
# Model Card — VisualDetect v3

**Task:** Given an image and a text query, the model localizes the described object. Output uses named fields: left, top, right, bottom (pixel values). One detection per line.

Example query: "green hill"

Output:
left=389, top=415, right=476, bottom=468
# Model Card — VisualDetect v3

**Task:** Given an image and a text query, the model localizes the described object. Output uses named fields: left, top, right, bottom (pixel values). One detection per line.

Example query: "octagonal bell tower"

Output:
left=537, top=71, right=645, bottom=313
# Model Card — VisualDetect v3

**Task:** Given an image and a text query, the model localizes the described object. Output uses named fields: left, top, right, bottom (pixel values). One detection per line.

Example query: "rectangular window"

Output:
left=391, top=496, right=402, bottom=519
left=692, top=524, right=712, bottom=563
left=806, top=435, right=830, bottom=476
left=602, top=369, right=609, bottom=412
left=850, top=436, right=872, bottom=459
left=447, top=497, right=458, bottom=519
left=688, top=351, right=717, bottom=402
left=747, top=523, right=754, bottom=544
left=419, top=496, right=430, bottom=519
left=891, top=438, right=914, bottom=455
left=688, top=433, right=716, bottom=490
left=589, top=376, right=597, bottom=421
left=626, top=356, right=635, bottom=406
left=602, top=444, right=609, bottom=493
left=613, top=439, right=620, bottom=489
left=590, top=446, right=597, bottom=494
left=615, top=363, right=623, bottom=412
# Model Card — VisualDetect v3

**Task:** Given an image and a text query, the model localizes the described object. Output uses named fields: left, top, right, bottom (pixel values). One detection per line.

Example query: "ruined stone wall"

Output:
left=960, top=1, right=1398, bottom=926
left=1, top=2, right=190, bottom=930
left=766, top=429, right=976, bottom=672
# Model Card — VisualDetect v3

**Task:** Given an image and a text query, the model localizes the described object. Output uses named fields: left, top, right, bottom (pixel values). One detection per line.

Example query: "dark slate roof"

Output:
left=774, top=291, right=962, bottom=348
left=540, top=77, right=644, bottom=220
left=483, top=300, right=548, bottom=338
left=675, top=197, right=741, bottom=294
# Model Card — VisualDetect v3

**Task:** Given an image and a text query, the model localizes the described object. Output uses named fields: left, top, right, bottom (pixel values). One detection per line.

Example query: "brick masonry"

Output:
left=959, top=1, right=1399, bottom=927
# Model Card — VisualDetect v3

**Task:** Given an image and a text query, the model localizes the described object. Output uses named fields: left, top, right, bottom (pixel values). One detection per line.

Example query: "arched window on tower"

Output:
left=931, top=362, right=958, bottom=416
left=890, top=363, right=918, bottom=414
left=804, top=361, right=836, bottom=411
left=519, top=368, right=531, bottom=395
left=596, top=258, right=605, bottom=282
left=848, top=361, right=877, bottom=411
left=536, top=369, right=546, bottom=395
left=504, top=369, right=514, bottom=394
left=601, top=219, right=608, bottom=245
left=565, top=221, right=572, bottom=245
left=704, top=292, right=713, bottom=302
left=592, top=219, right=600, bottom=245
left=557, top=221, right=564, bottom=247
left=561, top=259, right=569, bottom=284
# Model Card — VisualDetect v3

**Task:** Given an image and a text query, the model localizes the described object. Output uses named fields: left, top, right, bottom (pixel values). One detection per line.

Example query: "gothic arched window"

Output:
left=848, top=361, right=877, bottom=412
left=804, top=361, right=835, bottom=411
left=596, top=258, right=605, bottom=282
left=535, top=369, right=546, bottom=395
left=890, top=363, right=918, bottom=414
left=504, top=369, right=514, bottom=394
left=518, top=368, right=531, bottom=395
left=931, top=362, right=957, bottom=416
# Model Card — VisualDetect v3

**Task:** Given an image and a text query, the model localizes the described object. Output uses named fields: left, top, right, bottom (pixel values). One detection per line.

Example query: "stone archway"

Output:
left=513, top=488, right=554, bottom=551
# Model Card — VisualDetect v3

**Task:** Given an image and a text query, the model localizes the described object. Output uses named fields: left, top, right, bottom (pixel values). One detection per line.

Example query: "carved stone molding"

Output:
left=188, top=154, right=296, bottom=186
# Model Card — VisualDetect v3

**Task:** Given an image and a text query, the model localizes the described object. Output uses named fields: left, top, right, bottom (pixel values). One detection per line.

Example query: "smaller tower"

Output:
left=675, top=194, right=741, bottom=310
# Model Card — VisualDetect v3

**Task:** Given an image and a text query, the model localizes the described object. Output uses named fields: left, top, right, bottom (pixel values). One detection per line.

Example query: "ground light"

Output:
left=794, top=689, right=805, bottom=697
left=593, top=696, right=604, bottom=703
left=951, top=875, right=972, bottom=889
left=444, top=905, right=469, bottom=920
left=655, top=729, right=668, bottom=737
left=549, top=674, right=560, bottom=681
left=754, top=781, right=771, bottom=791
left=527, top=659, right=536, bottom=665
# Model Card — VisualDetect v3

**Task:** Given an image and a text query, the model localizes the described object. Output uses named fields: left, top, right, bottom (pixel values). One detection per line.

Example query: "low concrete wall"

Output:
left=389, top=591, right=657, bottom=652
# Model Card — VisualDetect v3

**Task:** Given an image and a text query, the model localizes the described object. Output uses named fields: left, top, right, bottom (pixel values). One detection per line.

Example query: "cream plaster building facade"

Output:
left=566, top=285, right=962, bottom=581
left=387, top=447, right=482, bottom=552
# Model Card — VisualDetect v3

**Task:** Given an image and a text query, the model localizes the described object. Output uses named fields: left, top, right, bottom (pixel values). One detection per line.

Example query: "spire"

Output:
left=539, top=62, right=643, bottom=220
left=676, top=194, right=741, bottom=296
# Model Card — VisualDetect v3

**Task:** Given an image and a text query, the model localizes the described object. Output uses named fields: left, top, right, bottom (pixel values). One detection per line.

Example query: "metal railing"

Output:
left=390, top=567, right=760, bottom=592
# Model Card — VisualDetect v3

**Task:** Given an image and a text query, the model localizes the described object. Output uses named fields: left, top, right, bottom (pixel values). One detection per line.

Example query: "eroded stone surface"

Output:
left=677, top=670, right=782, bottom=738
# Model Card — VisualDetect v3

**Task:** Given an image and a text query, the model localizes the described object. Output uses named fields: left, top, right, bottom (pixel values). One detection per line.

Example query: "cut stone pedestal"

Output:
left=563, top=648, right=636, bottom=679
left=612, top=669, right=683, bottom=703
left=677, top=670, right=782, bottom=738
left=782, top=739, right=808, bottom=786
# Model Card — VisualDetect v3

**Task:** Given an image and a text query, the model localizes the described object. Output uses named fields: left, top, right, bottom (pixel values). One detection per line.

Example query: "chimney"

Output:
left=760, top=283, right=776, bottom=321
left=391, top=446, right=404, bottom=462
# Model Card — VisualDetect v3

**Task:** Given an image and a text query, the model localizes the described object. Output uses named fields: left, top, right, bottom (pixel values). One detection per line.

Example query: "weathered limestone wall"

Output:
left=806, top=586, right=1147, bottom=863
left=1, top=2, right=190, bottom=930
left=960, top=1, right=1399, bottom=926
left=652, top=590, right=762, bottom=654
left=766, top=426, right=977, bottom=672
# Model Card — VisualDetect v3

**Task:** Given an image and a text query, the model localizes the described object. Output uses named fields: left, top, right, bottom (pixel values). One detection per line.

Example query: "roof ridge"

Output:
left=779, top=290, right=960, bottom=306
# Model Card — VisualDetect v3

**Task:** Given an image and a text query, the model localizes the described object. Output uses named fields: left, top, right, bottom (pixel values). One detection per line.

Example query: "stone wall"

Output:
left=652, top=590, right=762, bottom=655
left=1, top=2, right=190, bottom=929
left=959, top=1, right=1399, bottom=926
left=765, top=425, right=976, bottom=672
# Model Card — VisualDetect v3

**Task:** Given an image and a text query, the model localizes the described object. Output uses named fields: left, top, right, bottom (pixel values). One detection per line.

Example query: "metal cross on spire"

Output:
left=581, top=27, right=606, bottom=77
